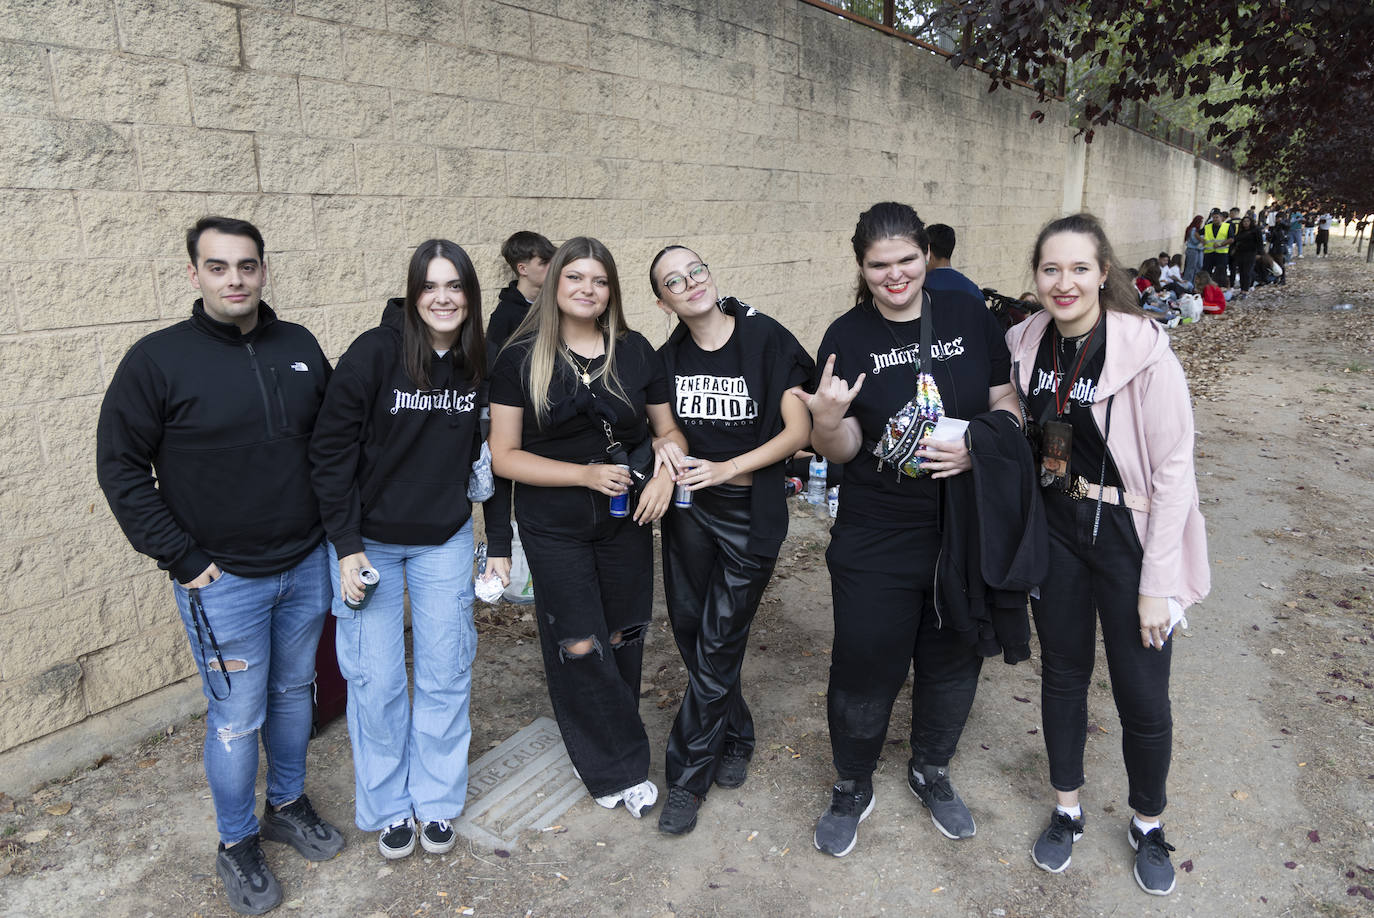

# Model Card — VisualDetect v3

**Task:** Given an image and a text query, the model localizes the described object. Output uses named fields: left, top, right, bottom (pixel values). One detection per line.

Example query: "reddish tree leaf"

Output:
left=1180, top=859, right=1194, bottom=872
left=1285, top=861, right=1298, bottom=869
left=1308, top=830, right=1321, bottom=843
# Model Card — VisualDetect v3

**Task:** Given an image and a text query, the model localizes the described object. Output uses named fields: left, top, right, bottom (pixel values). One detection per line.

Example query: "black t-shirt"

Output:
left=816, top=289, right=1011, bottom=527
left=669, top=321, right=760, bottom=461
left=489, top=330, right=671, bottom=462
left=1024, top=322, right=1121, bottom=489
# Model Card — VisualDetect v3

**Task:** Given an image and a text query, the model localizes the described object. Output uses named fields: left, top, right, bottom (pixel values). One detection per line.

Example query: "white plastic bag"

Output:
left=1177, top=293, right=1203, bottom=322
left=502, top=520, right=536, bottom=605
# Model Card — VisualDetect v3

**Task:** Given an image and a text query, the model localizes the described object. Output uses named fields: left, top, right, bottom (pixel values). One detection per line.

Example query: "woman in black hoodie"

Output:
left=310, top=239, right=510, bottom=861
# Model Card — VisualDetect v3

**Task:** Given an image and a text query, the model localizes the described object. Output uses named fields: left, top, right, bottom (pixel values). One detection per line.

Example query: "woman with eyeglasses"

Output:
left=488, top=237, right=686, bottom=821
left=310, top=239, right=507, bottom=860
left=794, top=202, right=1025, bottom=858
left=647, top=248, right=815, bottom=835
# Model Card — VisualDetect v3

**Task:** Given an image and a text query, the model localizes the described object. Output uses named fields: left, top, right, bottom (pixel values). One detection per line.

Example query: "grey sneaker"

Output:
left=216, top=835, right=282, bottom=916
left=1128, top=822, right=1177, bottom=895
left=1031, top=809, right=1085, bottom=873
left=907, top=761, right=975, bottom=839
left=813, top=779, right=875, bottom=857
left=261, top=794, right=345, bottom=861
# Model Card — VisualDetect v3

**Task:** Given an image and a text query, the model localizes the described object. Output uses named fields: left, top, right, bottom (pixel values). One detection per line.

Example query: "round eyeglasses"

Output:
left=663, top=263, right=710, bottom=295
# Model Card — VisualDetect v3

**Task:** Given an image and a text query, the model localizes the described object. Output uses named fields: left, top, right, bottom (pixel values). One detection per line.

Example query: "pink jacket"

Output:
left=1007, top=310, right=1211, bottom=609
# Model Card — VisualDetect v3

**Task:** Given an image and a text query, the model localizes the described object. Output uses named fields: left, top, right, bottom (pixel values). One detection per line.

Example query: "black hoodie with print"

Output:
left=310, top=299, right=484, bottom=557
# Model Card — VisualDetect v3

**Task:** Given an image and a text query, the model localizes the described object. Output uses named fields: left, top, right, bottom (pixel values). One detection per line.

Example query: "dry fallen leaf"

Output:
left=44, top=802, right=72, bottom=816
left=1232, top=790, right=1250, bottom=800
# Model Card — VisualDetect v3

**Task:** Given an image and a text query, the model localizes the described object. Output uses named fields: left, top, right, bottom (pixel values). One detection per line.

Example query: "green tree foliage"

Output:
left=928, top=0, right=1374, bottom=215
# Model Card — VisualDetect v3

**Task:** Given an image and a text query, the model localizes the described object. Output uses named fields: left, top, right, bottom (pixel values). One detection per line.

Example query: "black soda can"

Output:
left=345, top=567, right=380, bottom=610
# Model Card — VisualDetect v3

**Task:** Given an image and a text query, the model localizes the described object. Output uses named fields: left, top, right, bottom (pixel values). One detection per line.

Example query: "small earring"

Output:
left=1099, top=282, right=1106, bottom=289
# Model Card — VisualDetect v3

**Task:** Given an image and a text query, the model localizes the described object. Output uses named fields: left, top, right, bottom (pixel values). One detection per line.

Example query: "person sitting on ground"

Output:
left=487, top=231, right=555, bottom=362
left=922, top=223, right=985, bottom=300
left=1195, top=270, right=1226, bottom=314
left=1159, top=255, right=1190, bottom=295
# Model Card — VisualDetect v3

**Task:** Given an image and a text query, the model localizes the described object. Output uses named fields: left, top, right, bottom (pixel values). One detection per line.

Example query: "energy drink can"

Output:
left=609, top=464, right=631, bottom=518
left=673, top=483, right=693, bottom=508
left=344, top=567, right=379, bottom=610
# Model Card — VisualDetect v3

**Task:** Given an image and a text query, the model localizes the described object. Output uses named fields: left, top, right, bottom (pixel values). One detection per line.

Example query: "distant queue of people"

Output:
left=96, top=206, right=1211, bottom=915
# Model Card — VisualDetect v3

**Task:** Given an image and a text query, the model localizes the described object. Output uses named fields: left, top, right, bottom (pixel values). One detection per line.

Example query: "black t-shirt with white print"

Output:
left=670, top=322, right=759, bottom=461
left=816, top=288, right=1011, bottom=528
left=1024, top=322, right=1121, bottom=490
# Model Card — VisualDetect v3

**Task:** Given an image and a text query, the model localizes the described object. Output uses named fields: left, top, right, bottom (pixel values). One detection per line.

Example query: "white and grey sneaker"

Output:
left=1031, top=809, right=1085, bottom=873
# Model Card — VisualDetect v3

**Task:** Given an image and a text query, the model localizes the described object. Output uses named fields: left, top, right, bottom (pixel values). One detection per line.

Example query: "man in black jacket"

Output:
left=97, top=217, right=344, bottom=915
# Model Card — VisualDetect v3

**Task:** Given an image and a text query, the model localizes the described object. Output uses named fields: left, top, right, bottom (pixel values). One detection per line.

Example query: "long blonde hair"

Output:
left=506, top=236, right=633, bottom=427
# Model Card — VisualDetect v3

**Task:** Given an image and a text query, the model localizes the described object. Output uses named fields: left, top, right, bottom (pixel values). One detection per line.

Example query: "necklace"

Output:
left=876, top=290, right=931, bottom=380
left=1052, top=313, right=1102, bottom=417
left=564, top=344, right=600, bottom=387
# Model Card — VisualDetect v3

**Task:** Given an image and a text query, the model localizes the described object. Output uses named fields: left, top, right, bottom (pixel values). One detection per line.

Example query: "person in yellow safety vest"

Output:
left=1201, top=212, right=1232, bottom=288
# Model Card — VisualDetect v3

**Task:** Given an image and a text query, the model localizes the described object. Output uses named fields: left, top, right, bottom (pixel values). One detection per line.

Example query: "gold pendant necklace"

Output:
left=565, top=346, right=597, bottom=387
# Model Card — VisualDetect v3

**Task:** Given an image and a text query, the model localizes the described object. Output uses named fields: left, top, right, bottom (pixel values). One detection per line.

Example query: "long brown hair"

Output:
left=1030, top=214, right=1144, bottom=318
left=402, top=239, right=484, bottom=391
left=507, top=236, right=633, bottom=427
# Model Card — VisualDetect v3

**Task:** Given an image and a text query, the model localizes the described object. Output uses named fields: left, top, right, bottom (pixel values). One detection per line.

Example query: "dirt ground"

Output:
left=3, top=244, right=1373, bottom=918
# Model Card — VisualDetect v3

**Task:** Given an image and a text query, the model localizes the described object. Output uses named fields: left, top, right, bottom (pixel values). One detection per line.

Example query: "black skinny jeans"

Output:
left=826, top=522, right=984, bottom=782
left=1235, top=251, right=1257, bottom=291
left=1032, top=490, right=1172, bottom=817
left=515, top=480, right=653, bottom=799
left=661, top=484, right=775, bottom=796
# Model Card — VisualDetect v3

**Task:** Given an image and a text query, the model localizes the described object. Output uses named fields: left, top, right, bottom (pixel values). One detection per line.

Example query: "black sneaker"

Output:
left=907, top=760, right=975, bottom=839
left=658, top=786, right=702, bottom=835
left=1031, top=809, right=1085, bottom=873
left=378, top=816, right=416, bottom=860
left=419, top=819, right=456, bottom=854
left=216, top=835, right=282, bottom=916
left=715, top=745, right=749, bottom=789
left=1128, top=822, right=1177, bottom=896
left=261, top=794, right=346, bottom=861
left=813, top=779, right=875, bottom=857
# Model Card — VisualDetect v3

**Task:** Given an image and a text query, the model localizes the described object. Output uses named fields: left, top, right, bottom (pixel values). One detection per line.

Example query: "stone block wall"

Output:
left=0, top=0, right=1254, bottom=786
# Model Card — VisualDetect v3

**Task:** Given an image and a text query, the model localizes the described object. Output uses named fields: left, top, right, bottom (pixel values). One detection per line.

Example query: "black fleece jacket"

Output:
left=935, top=410, right=1046, bottom=663
left=96, top=301, right=331, bottom=582
left=310, top=300, right=487, bottom=557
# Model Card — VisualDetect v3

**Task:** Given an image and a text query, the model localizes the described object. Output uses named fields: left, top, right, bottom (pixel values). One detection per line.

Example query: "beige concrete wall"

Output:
left=0, top=0, right=1253, bottom=790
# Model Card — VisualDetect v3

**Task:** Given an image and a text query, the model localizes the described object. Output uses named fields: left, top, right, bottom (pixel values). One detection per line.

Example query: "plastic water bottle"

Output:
left=806, top=455, right=828, bottom=505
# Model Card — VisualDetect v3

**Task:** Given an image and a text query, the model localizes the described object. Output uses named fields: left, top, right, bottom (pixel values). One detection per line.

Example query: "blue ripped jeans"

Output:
left=329, top=522, right=477, bottom=832
left=172, top=543, right=331, bottom=846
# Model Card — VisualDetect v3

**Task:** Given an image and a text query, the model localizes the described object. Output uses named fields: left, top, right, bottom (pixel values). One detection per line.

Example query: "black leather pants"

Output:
left=661, top=484, right=776, bottom=795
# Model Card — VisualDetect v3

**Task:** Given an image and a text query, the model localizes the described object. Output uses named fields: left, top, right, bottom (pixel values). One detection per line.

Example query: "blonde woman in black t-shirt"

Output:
left=649, top=246, right=814, bottom=834
left=489, top=237, right=686, bottom=822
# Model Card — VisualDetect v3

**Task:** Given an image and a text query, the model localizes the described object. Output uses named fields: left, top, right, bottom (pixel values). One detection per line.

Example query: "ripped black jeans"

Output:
left=825, top=522, right=984, bottom=782
left=515, top=481, right=653, bottom=798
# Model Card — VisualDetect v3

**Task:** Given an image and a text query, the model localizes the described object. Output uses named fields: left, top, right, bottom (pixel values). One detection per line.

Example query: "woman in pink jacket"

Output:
left=1006, top=214, right=1209, bottom=897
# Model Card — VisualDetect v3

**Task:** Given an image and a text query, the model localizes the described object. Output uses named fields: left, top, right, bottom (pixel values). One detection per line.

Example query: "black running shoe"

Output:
left=1128, top=822, right=1177, bottom=896
left=261, top=794, right=345, bottom=861
left=813, top=779, right=875, bottom=857
left=1031, top=809, right=1085, bottom=873
left=657, top=786, right=702, bottom=835
left=216, top=835, right=282, bottom=916
left=907, top=761, right=975, bottom=839
left=715, top=745, right=749, bottom=789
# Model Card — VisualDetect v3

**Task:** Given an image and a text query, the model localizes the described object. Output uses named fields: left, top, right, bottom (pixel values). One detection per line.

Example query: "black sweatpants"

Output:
left=1032, top=489, right=1173, bottom=817
left=825, top=521, right=983, bottom=782
left=516, top=481, right=653, bottom=799
left=1315, top=229, right=1329, bottom=255
left=661, top=483, right=775, bottom=796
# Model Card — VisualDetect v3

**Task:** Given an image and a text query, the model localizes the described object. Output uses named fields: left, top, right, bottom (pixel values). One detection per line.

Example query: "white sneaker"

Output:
left=593, top=791, right=622, bottom=809
left=620, top=780, right=659, bottom=818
